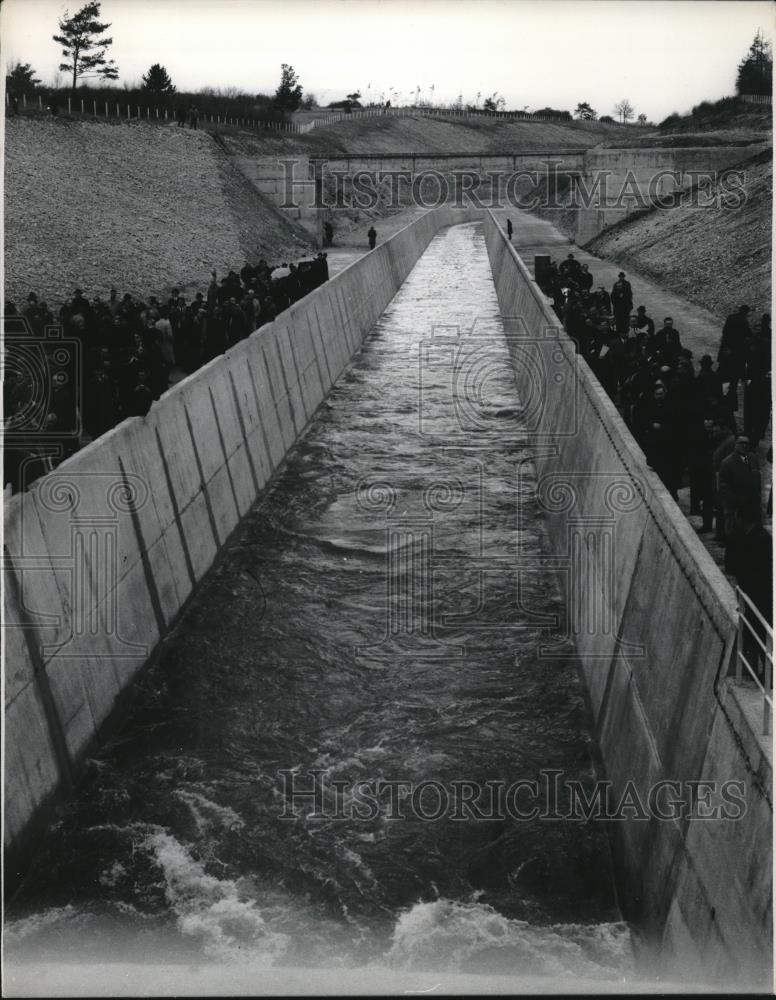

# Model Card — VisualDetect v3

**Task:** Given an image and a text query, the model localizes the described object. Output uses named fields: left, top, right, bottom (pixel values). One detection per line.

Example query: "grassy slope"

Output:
left=586, top=149, right=772, bottom=322
left=224, top=113, right=632, bottom=156
left=4, top=117, right=313, bottom=307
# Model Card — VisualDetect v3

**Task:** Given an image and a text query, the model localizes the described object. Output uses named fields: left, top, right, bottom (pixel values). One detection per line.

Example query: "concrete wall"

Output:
left=482, top=209, right=772, bottom=988
left=235, top=152, right=586, bottom=238
left=3, top=205, right=481, bottom=880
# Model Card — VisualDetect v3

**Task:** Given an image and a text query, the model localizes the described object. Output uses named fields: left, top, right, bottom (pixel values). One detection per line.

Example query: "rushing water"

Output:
left=7, top=223, right=633, bottom=983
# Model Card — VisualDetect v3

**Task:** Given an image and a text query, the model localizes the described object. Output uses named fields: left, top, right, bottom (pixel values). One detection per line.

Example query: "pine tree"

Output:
left=574, top=101, right=597, bottom=120
left=736, top=30, right=773, bottom=96
left=6, top=62, right=41, bottom=97
left=142, top=63, right=176, bottom=96
left=274, top=64, right=303, bottom=113
left=53, top=1, right=119, bottom=91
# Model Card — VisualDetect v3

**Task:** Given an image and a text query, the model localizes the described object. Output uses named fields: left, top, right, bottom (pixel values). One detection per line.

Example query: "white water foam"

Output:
left=144, top=831, right=288, bottom=962
left=387, top=898, right=634, bottom=979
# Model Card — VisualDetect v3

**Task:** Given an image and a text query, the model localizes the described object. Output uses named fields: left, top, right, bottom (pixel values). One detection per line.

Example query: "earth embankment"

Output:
left=585, top=148, right=772, bottom=321
left=4, top=116, right=314, bottom=307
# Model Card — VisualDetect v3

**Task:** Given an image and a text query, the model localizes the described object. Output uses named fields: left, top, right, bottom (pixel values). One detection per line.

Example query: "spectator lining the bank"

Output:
left=535, top=253, right=771, bottom=558
left=5, top=252, right=331, bottom=494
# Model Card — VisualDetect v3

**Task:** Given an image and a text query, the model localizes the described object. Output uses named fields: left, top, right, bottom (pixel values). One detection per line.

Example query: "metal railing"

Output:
left=734, top=586, right=773, bottom=735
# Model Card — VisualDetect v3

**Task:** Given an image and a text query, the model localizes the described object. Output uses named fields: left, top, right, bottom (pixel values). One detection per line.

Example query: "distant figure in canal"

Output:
left=324, top=221, right=334, bottom=247
left=506, top=218, right=513, bottom=240
left=368, top=226, right=377, bottom=250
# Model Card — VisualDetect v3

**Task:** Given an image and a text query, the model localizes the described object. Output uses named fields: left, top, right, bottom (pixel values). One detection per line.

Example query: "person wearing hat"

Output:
left=634, top=305, right=654, bottom=337
left=717, top=305, right=751, bottom=411
left=653, top=317, right=682, bottom=364
left=695, top=354, right=724, bottom=416
left=610, top=272, right=633, bottom=334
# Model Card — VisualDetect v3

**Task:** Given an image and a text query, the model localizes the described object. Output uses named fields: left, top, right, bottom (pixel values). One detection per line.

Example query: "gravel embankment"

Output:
left=4, top=116, right=313, bottom=307
left=585, top=150, right=772, bottom=322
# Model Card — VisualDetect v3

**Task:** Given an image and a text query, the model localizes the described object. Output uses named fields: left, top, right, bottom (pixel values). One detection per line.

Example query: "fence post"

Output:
left=93, top=99, right=96, bottom=116
left=68, top=97, right=71, bottom=113
left=81, top=99, right=84, bottom=113
left=147, top=106, right=150, bottom=119
left=155, top=107, right=159, bottom=118
left=105, top=101, right=108, bottom=117
left=116, top=103, right=119, bottom=116
left=39, top=95, right=43, bottom=110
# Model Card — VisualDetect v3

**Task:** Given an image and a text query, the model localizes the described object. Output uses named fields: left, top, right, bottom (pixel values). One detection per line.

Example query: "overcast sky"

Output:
left=2, top=0, right=773, bottom=120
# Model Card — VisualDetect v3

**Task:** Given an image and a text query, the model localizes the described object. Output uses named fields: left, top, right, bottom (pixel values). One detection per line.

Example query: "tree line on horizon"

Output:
left=5, top=2, right=773, bottom=123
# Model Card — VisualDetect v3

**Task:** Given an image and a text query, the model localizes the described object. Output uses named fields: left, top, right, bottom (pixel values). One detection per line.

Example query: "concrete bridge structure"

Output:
left=4, top=207, right=771, bottom=989
left=234, top=141, right=764, bottom=245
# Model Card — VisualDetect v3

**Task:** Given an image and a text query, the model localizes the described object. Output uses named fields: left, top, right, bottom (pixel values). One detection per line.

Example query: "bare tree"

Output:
left=613, top=98, right=635, bottom=123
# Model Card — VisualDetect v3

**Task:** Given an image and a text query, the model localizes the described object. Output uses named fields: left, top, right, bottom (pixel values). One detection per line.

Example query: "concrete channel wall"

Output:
left=3, top=205, right=481, bottom=879
left=482, top=209, right=772, bottom=987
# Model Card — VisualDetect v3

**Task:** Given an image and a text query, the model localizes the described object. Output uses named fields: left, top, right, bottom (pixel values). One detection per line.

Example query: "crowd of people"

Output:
left=537, top=252, right=772, bottom=638
left=4, top=253, right=330, bottom=493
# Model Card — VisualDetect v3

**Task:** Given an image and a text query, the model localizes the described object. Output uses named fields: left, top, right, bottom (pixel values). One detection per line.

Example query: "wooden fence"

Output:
left=4, top=92, right=654, bottom=133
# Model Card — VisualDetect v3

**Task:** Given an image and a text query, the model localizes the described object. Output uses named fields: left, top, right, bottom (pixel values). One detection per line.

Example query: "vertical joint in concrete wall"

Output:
left=3, top=548, right=75, bottom=790
left=117, top=457, right=167, bottom=637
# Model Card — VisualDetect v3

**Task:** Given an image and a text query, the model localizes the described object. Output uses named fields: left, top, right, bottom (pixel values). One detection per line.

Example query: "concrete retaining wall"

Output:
left=3, top=205, right=481, bottom=880
left=482, top=209, right=772, bottom=988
